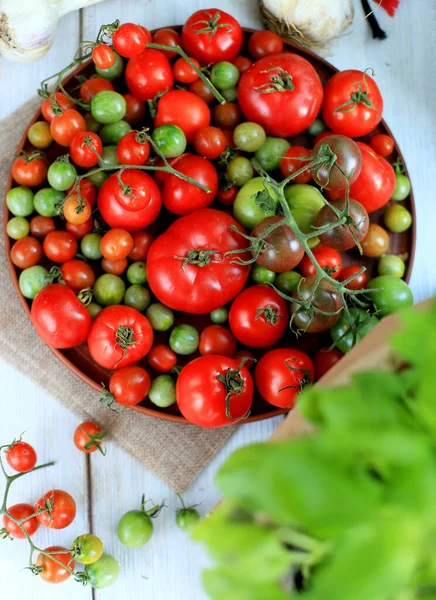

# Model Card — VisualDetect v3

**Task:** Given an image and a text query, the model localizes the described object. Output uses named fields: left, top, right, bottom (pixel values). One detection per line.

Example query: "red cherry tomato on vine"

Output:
left=173, top=57, right=200, bottom=84
left=35, top=490, right=76, bottom=529
left=280, top=146, right=312, bottom=184
left=43, top=230, right=77, bottom=263
left=112, top=23, right=148, bottom=58
left=36, top=547, right=73, bottom=584
left=80, top=77, right=114, bottom=103
left=50, top=109, right=86, bottom=147
left=125, top=49, right=174, bottom=101
left=74, top=421, right=106, bottom=454
left=5, top=441, right=37, bottom=472
left=300, top=245, right=342, bottom=280
left=12, top=154, right=47, bottom=187
left=123, top=93, right=146, bottom=125
left=370, top=134, right=394, bottom=157
left=100, top=228, right=134, bottom=261
left=70, top=131, right=102, bottom=168
left=3, top=504, right=39, bottom=538
left=11, top=236, right=42, bottom=269
left=128, top=231, right=154, bottom=261
left=60, top=259, right=96, bottom=292
left=337, top=265, right=368, bottom=290
left=41, top=92, right=75, bottom=123
left=66, top=219, right=93, bottom=239
left=92, top=44, right=115, bottom=69
left=248, top=30, right=283, bottom=60
left=194, top=126, right=227, bottom=160
left=147, top=344, right=177, bottom=372
left=152, top=28, right=181, bottom=59
left=313, top=347, right=344, bottom=381
left=107, top=365, right=151, bottom=406
left=233, top=55, right=252, bottom=74
left=199, top=325, right=237, bottom=357
left=116, top=131, right=150, bottom=166
left=154, top=90, right=210, bottom=143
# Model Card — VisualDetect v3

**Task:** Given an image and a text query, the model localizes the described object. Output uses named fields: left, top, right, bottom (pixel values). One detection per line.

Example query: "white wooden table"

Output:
left=0, top=1, right=434, bottom=598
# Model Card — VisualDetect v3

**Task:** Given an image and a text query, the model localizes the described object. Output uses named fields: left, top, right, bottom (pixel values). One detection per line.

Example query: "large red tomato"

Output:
left=255, top=348, right=314, bottom=409
left=31, top=284, right=91, bottom=349
left=154, top=90, right=210, bottom=143
left=176, top=355, right=253, bottom=428
left=98, top=170, right=161, bottom=231
left=147, top=208, right=250, bottom=314
left=125, top=49, right=174, bottom=101
left=328, top=142, right=396, bottom=213
left=162, top=154, right=218, bottom=215
left=181, top=9, right=243, bottom=65
left=238, top=53, right=323, bottom=137
left=322, top=70, right=383, bottom=139
left=229, top=285, right=289, bottom=348
left=87, top=305, right=153, bottom=369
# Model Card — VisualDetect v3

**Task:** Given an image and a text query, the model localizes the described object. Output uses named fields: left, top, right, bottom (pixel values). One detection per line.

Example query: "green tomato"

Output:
left=152, top=125, right=187, bottom=158
left=93, top=274, right=126, bottom=306
left=124, top=285, right=151, bottom=312
left=169, top=324, right=199, bottom=355
left=391, top=173, right=411, bottom=201
left=91, top=91, right=126, bottom=125
left=210, top=61, right=240, bottom=90
left=19, top=265, right=48, bottom=299
left=330, top=308, right=379, bottom=354
left=233, top=177, right=278, bottom=229
left=47, top=159, right=77, bottom=191
left=127, top=261, right=147, bottom=284
left=6, top=186, right=34, bottom=217
left=87, top=170, right=108, bottom=189
left=221, top=86, right=237, bottom=102
left=81, top=233, right=103, bottom=260
left=87, top=302, right=103, bottom=319
left=233, top=122, right=266, bottom=153
left=210, top=307, right=229, bottom=324
left=146, top=303, right=174, bottom=331
left=275, top=271, right=302, bottom=295
left=100, top=120, right=132, bottom=144
left=307, top=118, right=326, bottom=136
left=227, top=156, right=253, bottom=187
left=34, top=188, right=64, bottom=217
left=98, top=145, right=119, bottom=169
left=384, top=204, right=412, bottom=233
left=251, top=263, right=276, bottom=284
left=72, top=533, right=104, bottom=565
left=255, top=137, right=290, bottom=171
left=85, top=554, right=120, bottom=588
left=118, top=510, right=153, bottom=547
left=7, top=216, right=29, bottom=240
left=378, top=255, right=406, bottom=279
left=284, top=183, right=325, bottom=235
left=148, top=374, right=177, bottom=407
left=176, top=508, right=200, bottom=531
left=368, top=275, right=413, bottom=317
left=95, top=51, right=124, bottom=80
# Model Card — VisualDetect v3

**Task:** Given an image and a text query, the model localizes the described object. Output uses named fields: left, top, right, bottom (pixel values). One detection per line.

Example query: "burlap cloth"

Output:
left=0, top=98, right=236, bottom=492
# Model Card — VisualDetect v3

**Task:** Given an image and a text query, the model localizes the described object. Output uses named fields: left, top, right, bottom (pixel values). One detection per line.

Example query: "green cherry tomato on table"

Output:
left=91, top=90, right=127, bottom=124
left=275, top=270, right=302, bottom=295
left=149, top=374, right=177, bottom=407
left=210, top=307, right=229, bottom=324
left=19, top=265, right=48, bottom=299
left=378, top=255, right=406, bottom=278
left=146, top=303, right=174, bottom=331
left=152, top=125, right=187, bottom=158
left=7, top=217, right=30, bottom=240
left=47, top=158, right=77, bottom=191
left=176, top=494, right=200, bottom=531
left=124, top=284, right=151, bottom=312
left=81, top=234, right=103, bottom=260
left=95, top=51, right=124, bottom=79
left=6, top=186, right=34, bottom=217
left=233, top=177, right=278, bottom=229
left=251, top=263, right=276, bottom=284
left=369, top=275, right=414, bottom=317
left=384, top=204, right=412, bottom=233
left=391, top=173, right=411, bottom=201
left=93, top=274, right=126, bottom=306
left=72, top=533, right=104, bottom=565
left=85, top=554, right=120, bottom=588
left=330, top=308, right=379, bottom=354
left=255, top=137, right=290, bottom=171
left=170, top=324, right=199, bottom=355
left=233, top=122, right=266, bottom=153
left=227, top=156, right=253, bottom=187
left=100, top=120, right=132, bottom=144
left=210, top=61, right=240, bottom=90
left=118, top=498, right=164, bottom=547
left=34, top=188, right=64, bottom=217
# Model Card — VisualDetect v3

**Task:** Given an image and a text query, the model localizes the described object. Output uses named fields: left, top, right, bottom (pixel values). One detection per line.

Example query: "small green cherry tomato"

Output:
left=275, top=270, right=302, bottom=295
left=152, top=125, right=187, bottom=158
left=47, top=159, right=77, bottom=191
left=118, top=510, right=153, bottom=547
left=127, top=261, right=147, bottom=284
left=251, top=263, right=276, bottom=284
left=28, top=121, right=53, bottom=148
left=255, top=137, right=290, bottom=171
left=169, top=324, right=199, bottom=355
left=284, top=183, right=325, bottom=235
left=227, top=156, right=253, bottom=187
left=330, top=308, right=379, bottom=354
left=34, top=188, right=64, bottom=217
left=221, top=86, right=237, bottom=102
left=369, top=275, right=414, bottom=317
left=384, top=204, right=412, bottom=233
left=85, top=554, right=120, bottom=588
left=7, top=186, right=34, bottom=217
left=81, top=233, right=103, bottom=260
left=87, top=302, right=103, bottom=319
left=391, top=173, right=411, bottom=201
left=210, top=61, right=240, bottom=90
left=308, top=118, right=326, bottom=136
left=91, top=91, right=127, bottom=124
left=146, top=303, right=174, bottom=331
left=124, top=285, right=151, bottom=312
left=93, top=274, right=126, bottom=306
left=176, top=495, right=200, bottom=531
left=87, top=170, right=108, bottom=189
left=233, top=122, right=266, bottom=153
left=72, top=533, right=104, bottom=565
left=149, top=374, right=177, bottom=407
left=98, top=145, right=119, bottom=168
left=210, top=307, right=229, bottom=324
left=100, top=120, right=132, bottom=144
left=95, top=51, right=124, bottom=80
left=7, top=217, right=30, bottom=240
left=233, top=177, right=278, bottom=229
left=19, top=265, right=48, bottom=299
left=378, top=255, right=406, bottom=278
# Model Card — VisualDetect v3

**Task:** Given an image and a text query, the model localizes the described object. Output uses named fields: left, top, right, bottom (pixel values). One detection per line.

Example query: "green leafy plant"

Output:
left=195, top=301, right=436, bottom=600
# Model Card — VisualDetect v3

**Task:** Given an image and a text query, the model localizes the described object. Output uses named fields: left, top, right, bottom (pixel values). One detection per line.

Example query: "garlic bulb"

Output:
left=0, top=0, right=105, bottom=62
left=260, top=0, right=355, bottom=50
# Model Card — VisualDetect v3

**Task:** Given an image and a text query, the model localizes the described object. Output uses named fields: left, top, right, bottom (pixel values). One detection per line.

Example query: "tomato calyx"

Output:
left=217, top=358, right=252, bottom=420
left=80, top=427, right=107, bottom=456
left=77, top=287, right=94, bottom=306
left=225, top=224, right=268, bottom=266
left=193, top=10, right=232, bottom=39
left=175, top=248, right=221, bottom=269
left=47, top=266, right=65, bottom=285
left=278, top=358, right=312, bottom=393
left=176, top=493, right=200, bottom=517
left=115, top=326, right=136, bottom=363
left=254, top=67, right=295, bottom=94
left=99, top=385, right=119, bottom=414
left=135, top=128, right=150, bottom=144
left=329, top=309, right=376, bottom=351
left=116, top=170, right=135, bottom=198
left=255, top=304, right=281, bottom=325
left=140, top=495, right=166, bottom=518
left=0, top=527, right=13, bottom=540
left=334, top=68, right=377, bottom=114
left=15, top=149, right=46, bottom=165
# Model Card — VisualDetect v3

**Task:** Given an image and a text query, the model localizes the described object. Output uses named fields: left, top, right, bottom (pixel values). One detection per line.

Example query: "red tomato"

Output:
left=30, top=216, right=56, bottom=238
left=238, top=53, right=323, bottom=137
left=313, top=347, right=343, bottom=381
left=155, top=90, right=211, bottom=143
left=233, top=55, right=252, bottom=73
left=100, top=228, right=134, bottom=260
left=162, top=154, right=218, bottom=215
left=189, top=79, right=215, bottom=104
left=12, top=153, right=47, bottom=187
left=199, top=325, right=237, bottom=357
left=74, top=421, right=106, bottom=454
left=337, top=265, right=368, bottom=290
left=300, top=245, right=342, bottom=280
left=147, top=208, right=250, bottom=314
left=50, top=109, right=86, bottom=147
left=123, top=93, right=146, bottom=125
left=41, top=92, right=75, bottom=123
left=217, top=186, right=238, bottom=206
left=60, top=259, right=95, bottom=292
left=128, top=231, right=154, bottom=261
left=66, top=219, right=93, bottom=239
left=98, top=170, right=161, bottom=231
left=102, top=258, right=128, bottom=275
left=212, top=102, right=242, bottom=130
left=67, top=178, right=97, bottom=207
left=125, top=49, right=174, bottom=101
left=35, top=490, right=76, bottom=529
left=194, top=126, right=227, bottom=159
left=229, top=285, right=289, bottom=348
left=11, top=236, right=42, bottom=269
left=280, top=146, right=312, bottom=184
left=248, top=30, right=283, bottom=60
left=112, top=23, right=148, bottom=58
left=3, top=504, right=39, bottom=538
left=87, top=305, right=153, bottom=369
left=255, top=348, right=314, bottom=408
left=173, top=57, right=200, bottom=84
left=322, top=70, right=383, bottom=139
left=5, top=441, right=37, bottom=472
left=233, top=348, right=255, bottom=368
left=177, top=355, right=253, bottom=428
left=370, top=134, right=394, bottom=157
left=328, top=142, right=396, bottom=213
left=92, top=43, right=115, bottom=69
left=36, top=547, right=73, bottom=584
left=147, top=344, right=177, bottom=372
left=152, top=28, right=181, bottom=59
left=116, top=131, right=150, bottom=166
left=80, top=77, right=114, bottom=103
left=43, top=231, right=77, bottom=263
left=31, top=284, right=91, bottom=348
left=69, top=131, right=102, bottom=168
left=107, top=365, right=151, bottom=406
left=182, top=9, right=242, bottom=65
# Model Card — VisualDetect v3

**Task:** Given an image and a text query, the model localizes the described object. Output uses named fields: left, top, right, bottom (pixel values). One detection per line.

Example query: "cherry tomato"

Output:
left=92, top=44, right=115, bottom=69
left=30, top=215, right=55, bottom=238
left=63, top=194, right=92, bottom=225
left=152, top=28, right=181, bottom=59
left=116, top=131, right=150, bottom=165
left=67, top=178, right=97, bottom=207
left=66, top=219, right=93, bottom=239
left=173, top=57, right=200, bottom=84
left=41, top=92, right=75, bottom=123
left=189, top=79, right=215, bottom=104
left=314, top=130, right=332, bottom=145
left=43, top=230, right=78, bottom=263
left=194, top=126, right=227, bottom=160
left=248, top=30, right=283, bottom=60
left=199, top=325, right=237, bottom=357
left=312, top=134, right=362, bottom=190
left=74, top=421, right=106, bottom=454
left=5, top=441, right=37, bottom=472
left=125, top=49, right=174, bottom=101
left=70, top=131, right=102, bottom=167
left=251, top=216, right=304, bottom=272
left=12, top=153, right=47, bottom=187
left=11, top=236, right=42, bottom=269
left=100, top=228, right=134, bottom=260
left=233, top=348, right=255, bottom=368
left=128, top=231, right=154, bottom=261
left=35, top=490, right=76, bottom=529
left=217, top=185, right=238, bottom=206
left=313, top=347, right=344, bottom=381
left=60, top=259, right=95, bottom=292
left=3, top=504, right=39, bottom=538
left=370, top=134, right=394, bottom=157
left=80, top=77, right=114, bottom=103
left=50, top=109, right=86, bottom=147
left=337, top=265, right=368, bottom=290
left=300, top=245, right=342, bottom=279
left=154, top=90, right=210, bottom=143
left=107, top=365, right=151, bottom=406
left=101, top=257, right=128, bottom=275
left=361, top=223, right=390, bottom=257
left=233, top=55, right=252, bottom=73
left=280, top=146, right=312, bottom=184
left=112, top=23, right=148, bottom=58
left=212, top=102, right=242, bottom=130
left=36, top=547, right=73, bottom=584
left=316, top=198, right=369, bottom=251
left=123, top=93, right=146, bottom=125
left=291, top=275, right=342, bottom=333
left=147, top=344, right=178, bottom=372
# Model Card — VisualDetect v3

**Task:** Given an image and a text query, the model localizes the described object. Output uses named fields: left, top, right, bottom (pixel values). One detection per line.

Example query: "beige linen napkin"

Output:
left=0, top=98, right=235, bottom=492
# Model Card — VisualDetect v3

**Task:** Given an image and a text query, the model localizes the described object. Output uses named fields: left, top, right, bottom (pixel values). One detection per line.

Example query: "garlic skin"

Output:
left=262, top=0, right=355, bottom=46
left=0, top=0, right=105, bottom=62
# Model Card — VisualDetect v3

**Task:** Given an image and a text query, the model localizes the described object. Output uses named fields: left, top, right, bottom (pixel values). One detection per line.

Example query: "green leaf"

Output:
left=202, top=568, right=290, bottom=600
left=253, top=188, right=276, bottom=213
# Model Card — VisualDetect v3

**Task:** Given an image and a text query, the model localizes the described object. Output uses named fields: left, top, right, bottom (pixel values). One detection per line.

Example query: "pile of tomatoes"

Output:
left=6, top=10, right=414, bottom=428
